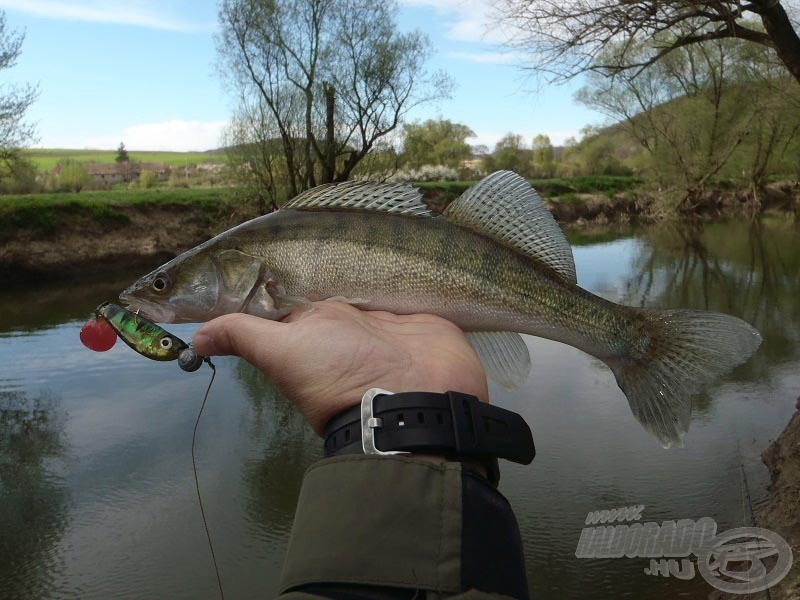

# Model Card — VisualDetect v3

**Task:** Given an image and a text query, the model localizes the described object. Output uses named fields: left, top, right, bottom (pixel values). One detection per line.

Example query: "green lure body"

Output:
left=96, top=302, right=188, bottom=361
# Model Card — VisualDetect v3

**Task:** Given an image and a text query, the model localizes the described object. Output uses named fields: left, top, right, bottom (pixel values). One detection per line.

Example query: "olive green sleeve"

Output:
left=277, top=455, right=528, bottom=599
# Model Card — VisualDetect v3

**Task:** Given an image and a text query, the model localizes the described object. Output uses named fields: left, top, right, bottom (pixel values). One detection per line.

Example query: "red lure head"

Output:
left=80, top=315, right=118, bottom=352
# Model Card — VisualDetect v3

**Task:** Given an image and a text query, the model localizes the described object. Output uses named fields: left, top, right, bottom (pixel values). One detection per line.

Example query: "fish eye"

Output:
left=152, top=273, right=171, bottom=293
left=160, top=337, right=173, bottom=349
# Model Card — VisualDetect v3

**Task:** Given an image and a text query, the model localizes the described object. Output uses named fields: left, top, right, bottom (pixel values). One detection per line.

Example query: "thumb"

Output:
left=193, top=313, right=287, bottom=371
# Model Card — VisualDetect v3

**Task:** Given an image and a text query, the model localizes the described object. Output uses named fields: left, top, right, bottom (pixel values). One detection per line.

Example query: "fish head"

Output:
left=119, top=249, right=222, bottom=323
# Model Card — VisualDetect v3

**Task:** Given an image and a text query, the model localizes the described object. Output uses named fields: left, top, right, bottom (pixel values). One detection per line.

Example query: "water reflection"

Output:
left=0, top=389, right=68, bottom=599
left=626, top=220, right=800, bottom=379
left=0, top=275, right=130, bottom=333
left=235, top=361, right=320, bottom=539
left=0, top=219, right=797, bottom=599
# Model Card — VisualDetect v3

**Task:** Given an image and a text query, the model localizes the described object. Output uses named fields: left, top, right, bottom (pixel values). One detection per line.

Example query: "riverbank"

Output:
left=2, top=180, right=796, bottom=284
left=753, top=399, right=800, bottom=598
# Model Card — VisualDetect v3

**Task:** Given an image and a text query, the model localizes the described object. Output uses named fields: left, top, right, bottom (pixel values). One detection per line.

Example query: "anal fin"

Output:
left=465, top=331, right=531, bottom=391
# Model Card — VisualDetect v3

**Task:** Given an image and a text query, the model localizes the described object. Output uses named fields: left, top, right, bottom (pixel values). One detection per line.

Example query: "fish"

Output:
left=120, top=170, right=762, bottom=447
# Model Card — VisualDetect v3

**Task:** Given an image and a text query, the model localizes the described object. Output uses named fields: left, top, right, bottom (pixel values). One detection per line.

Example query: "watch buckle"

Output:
left=361, top=388, right=409, bottom=456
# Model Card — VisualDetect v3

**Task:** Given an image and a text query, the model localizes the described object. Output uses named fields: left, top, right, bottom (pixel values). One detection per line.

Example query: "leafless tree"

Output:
left=217, top=0, right=450, bottom=200
left=0, top=11, right=38, bottom=169
left=496, top=1, right=800, bottom=85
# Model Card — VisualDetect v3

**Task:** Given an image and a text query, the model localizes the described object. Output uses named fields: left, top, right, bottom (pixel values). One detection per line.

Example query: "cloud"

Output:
left=0, top=0, right=214, bottom=32
left=82, top=119, right=228, bottom=152
left=400, top=0, right=510, bottom=44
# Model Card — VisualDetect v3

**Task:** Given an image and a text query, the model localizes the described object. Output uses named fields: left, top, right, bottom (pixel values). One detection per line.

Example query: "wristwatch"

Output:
left=323, top=389, right=535, bottom=479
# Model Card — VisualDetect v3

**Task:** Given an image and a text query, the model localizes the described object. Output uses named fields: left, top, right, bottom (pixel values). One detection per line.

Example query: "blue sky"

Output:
left=0, top=0, right=605, bottom=151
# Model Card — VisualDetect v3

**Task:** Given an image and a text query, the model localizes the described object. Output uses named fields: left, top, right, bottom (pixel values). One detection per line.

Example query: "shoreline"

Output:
left=2, top=182, right=796, bottom=284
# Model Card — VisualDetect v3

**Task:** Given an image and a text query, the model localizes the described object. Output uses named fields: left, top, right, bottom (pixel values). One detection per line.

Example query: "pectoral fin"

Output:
left=325, top=295, right=370, bottom=306
left=267, top=280, right=314, bottom=312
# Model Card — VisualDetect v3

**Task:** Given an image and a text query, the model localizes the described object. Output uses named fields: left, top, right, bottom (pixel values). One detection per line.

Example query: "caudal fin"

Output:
left=608, top=309, right=761, bottom=448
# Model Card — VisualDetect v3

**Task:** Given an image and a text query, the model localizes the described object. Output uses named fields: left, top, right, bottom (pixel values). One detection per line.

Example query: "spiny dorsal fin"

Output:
left=444, top=171, right=577, bottom=284
left=282, top=180, right=434, bottom=217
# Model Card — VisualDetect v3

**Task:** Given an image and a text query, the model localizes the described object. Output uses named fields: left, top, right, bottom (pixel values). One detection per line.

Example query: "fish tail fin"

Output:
left=607, top=309, right=761, bottom=448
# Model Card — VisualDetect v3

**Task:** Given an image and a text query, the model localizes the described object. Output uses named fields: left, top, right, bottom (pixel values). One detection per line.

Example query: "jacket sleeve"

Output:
left=276, top=455, right=529, bottom=599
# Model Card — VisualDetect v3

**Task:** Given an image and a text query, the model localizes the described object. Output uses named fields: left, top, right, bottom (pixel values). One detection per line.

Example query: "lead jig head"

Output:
left=178, top=346, right=205, bottom=372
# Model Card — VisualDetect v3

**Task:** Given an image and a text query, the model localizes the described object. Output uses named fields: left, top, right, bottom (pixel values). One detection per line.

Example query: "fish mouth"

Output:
left=118, top=291, right=176, bottom=323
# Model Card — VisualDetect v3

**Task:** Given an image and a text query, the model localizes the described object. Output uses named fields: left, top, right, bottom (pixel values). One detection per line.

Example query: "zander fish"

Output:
left=120, top=171, right=761, bottom=447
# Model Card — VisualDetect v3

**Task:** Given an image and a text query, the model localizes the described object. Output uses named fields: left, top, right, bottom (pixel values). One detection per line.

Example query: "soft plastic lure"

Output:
left=81, top=302, right=204, bottom=371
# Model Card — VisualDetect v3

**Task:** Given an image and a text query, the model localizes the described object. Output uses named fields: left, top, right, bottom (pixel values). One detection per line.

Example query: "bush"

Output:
left=139, top=170, right=156, bottom=188
left=57, top=159, right=92, bottom=192
left=388, top=164, right=460, bottom=182
left=0, top=157, right=41, bottom=194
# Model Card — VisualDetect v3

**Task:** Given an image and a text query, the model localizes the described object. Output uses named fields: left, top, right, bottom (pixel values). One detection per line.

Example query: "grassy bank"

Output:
left=0, top=186, right=244, bottom=241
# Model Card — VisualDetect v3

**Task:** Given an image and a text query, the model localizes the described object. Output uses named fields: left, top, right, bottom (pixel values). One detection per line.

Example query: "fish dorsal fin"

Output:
left=283, top=180, right=434, bottom=217
left=444, top=171, right=577, bottom=284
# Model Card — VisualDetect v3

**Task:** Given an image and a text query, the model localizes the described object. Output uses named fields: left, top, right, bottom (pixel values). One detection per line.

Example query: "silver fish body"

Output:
left=121, top=171, right=761, bottom=447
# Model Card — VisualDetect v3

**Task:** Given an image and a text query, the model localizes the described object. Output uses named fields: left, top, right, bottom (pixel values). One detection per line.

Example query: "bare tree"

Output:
left=0, top=11, right=38, bottom=170
left=217, top=0, right=450, bottom=201
left=496, top=1, right=800, bottom=85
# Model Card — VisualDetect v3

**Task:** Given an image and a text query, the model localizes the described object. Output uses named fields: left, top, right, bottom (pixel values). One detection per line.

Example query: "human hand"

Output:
left=192, top=300, right=488, bottom=435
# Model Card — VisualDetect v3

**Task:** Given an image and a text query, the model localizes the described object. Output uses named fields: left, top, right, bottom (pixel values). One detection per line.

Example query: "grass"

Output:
left=22, top=148, right=226, bottom=171
left=417, top=175, right=640, bottom=211
left=529, top=176, right=640, bottom=197
left=0, top=186, right=244, bottom=239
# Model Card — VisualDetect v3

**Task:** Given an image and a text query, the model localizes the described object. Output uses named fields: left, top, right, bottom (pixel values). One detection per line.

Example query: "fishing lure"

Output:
left=81, top=302, right=204, bottom=371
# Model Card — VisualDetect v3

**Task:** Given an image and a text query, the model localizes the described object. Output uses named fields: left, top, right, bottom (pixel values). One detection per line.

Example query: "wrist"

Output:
left=322, top=388, right=534, bottom=484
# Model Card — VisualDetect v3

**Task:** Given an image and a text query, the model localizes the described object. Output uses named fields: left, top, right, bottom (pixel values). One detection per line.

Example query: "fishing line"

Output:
left=192, top=357, right=226, bottom=600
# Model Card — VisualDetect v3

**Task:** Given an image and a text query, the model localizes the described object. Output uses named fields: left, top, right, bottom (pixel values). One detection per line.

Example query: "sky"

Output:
left=0, top=0, right=606, bottom=152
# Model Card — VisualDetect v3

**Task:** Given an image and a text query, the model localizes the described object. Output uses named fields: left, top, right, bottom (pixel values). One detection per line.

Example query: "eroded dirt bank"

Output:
left=1, top=202, right=262, bottom=285
left=3, top=182, right=796, bottom=285
left=752, top=399, right=800, bottom=599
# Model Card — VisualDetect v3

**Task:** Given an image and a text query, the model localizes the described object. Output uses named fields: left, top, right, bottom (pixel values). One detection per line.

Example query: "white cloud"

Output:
left=400, top=0, right=510, bottom=44
left=0, top=0, right=214, bottom=32
left=83, top=119, right=228, bottom=152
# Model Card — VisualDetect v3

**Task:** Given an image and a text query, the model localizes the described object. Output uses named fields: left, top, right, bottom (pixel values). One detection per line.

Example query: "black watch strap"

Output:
left=323, top=390, right=535, bottom=465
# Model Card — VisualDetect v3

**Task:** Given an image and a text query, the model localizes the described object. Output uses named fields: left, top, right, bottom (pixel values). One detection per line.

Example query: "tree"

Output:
left=530, top=134, right=555, bottom=178
left=483, top=133, right=532, bottom=176
left=58, top=159, right=92, bottom=192
left=0, top=11, right=38, bottom=180
left=575, top=39, right=775, bottom=191
left=217, top=0, right=451, bottom=203
left=115, top=142, right=129, bottom=163
left=401, top=119, right=475, bottom=169
left=496, top=1, right=800, bottom=85
left=222, top=97, right=289, bottom=212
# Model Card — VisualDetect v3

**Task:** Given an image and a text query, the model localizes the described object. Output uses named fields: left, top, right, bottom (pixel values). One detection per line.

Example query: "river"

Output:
left=1, top=219, right=798, bottom=599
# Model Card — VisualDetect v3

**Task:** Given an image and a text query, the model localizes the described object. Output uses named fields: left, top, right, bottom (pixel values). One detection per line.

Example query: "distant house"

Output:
left=85, top=161, right=172, bottom=186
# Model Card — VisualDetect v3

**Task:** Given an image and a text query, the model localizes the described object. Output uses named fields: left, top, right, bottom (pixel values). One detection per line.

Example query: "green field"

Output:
left=22, top=148, right=227, bottom=170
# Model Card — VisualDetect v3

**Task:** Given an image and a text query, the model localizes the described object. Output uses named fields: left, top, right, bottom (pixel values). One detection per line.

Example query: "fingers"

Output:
left=193, top=313, right=286, bottom=370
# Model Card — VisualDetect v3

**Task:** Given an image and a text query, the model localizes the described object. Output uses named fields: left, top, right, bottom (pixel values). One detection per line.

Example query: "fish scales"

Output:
left=225, top=209, right=631, bottom=360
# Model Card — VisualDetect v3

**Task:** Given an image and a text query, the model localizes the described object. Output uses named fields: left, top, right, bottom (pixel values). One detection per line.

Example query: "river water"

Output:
left=1, top=219, right=798, bottom=599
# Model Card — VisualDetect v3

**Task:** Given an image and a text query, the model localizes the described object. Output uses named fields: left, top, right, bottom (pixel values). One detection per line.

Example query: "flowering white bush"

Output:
left=388, top=164, right=460, bottom=182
